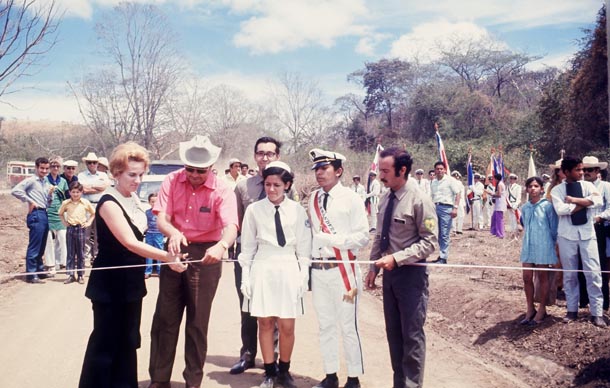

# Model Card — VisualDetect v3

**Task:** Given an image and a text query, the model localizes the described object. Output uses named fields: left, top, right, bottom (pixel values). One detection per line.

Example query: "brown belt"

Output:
left=311, top=257, right=338, bottom=270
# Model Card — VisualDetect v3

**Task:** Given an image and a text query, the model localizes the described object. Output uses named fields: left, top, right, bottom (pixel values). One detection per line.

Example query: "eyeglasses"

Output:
left=255, top=151, right=277, bottom=159
left=65, top=166, right=76, bottom=170
left=185, top=166, right=209, bottom=174
left=416, top=172, right=423, bottom=175
left=584, top=168, right=597, bottom=173
left=86, top=161, right=98, bottom=165
left=50, top=164, right=61, bottom=168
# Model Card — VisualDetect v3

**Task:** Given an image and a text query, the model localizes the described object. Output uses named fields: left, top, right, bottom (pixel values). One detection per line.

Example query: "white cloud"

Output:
left=230, top=0, right=369, bottom=54
left=527, top=51, right=573, bottom=70
left=390, top=20, right=496, bottom=63
left=356, top=32, right=391, bottom=57
left=1, top=92, right=83, bottom=123
left=201, top=71, right=271, bottom=101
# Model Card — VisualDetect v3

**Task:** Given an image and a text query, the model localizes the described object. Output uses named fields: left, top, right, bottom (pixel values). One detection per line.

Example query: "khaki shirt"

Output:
left=370, top=178, right=438, bottom=271
left=58, top=198, right=95, bottom=226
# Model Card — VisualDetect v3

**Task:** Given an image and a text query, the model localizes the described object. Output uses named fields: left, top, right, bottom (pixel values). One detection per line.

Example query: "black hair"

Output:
left=428, top=170, right=435, bottom=175
left=254, top=137, right=282, bottom=155
left=561, top=156, right=582, bottom=173
left=148, top=192, right=158, bottom=201
left=69, top=181, right=84, bottom=191
left=494, top=173, right=503, bottom=181
left=433, top=161, right=445, bottom=169
left=525, top=176, right=543, bottom=188
left=262, top=166, right=294, bottom=191
left=379, top=147, right=413, bottom=177
left=241, top=163, right=248, bottom=169
left=224, top=169, right=230, bottom=174
left=35, top=157, right=49, bottom=167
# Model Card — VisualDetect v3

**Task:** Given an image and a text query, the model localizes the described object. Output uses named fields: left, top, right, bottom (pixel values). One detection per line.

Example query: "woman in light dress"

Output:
left=239, top=161, right=311, bottom=388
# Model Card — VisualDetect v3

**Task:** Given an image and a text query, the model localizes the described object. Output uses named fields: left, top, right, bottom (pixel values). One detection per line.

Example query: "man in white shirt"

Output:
left=77, top=152, right=111, bottom=264
left=551, top=156, right=606, bottom=327
left=349, top=175, right=366, bottom=201
left=507, top=173, right=522, bottom=237
left=308, top=149, right=369, bottom=388
left=430, top=162, right=461, bottom=264
left=450, top=171, right=465, bottom=235
left=582, top=155, right=610, bottom=313
left=365, top=171, right=381, bottom=232
left=414, top=169, right=431, bottom=196
left=468, top=173, right=485, bottom=230
left=223, top=158, right=246, bottom=191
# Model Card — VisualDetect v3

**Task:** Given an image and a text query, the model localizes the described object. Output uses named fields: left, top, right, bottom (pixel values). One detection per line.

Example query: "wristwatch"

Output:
left=218, top=240, right=229, bottom=250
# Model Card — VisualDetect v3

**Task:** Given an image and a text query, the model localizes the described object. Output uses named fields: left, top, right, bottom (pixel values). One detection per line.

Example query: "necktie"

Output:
left=258, top=182, right=266, bottom=200
left=380, top=191, right=396, bottom=253
left=275, top=206, right=286, bottom=247
left=323, top=193, right=329, bottom=210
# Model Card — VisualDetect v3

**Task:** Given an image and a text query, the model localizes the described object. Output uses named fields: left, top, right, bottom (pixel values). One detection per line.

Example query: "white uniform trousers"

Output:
left=367, top=202, right=378, bottom=231
left=452, top=206, right=464, bottom=233
left=471, top=200, right=483, bottom=229
left=484, top=202, right=493, bottom=228
left=507, top=208, right=519, bottom=232
left=44, top=229, right=67, bottom=270
left=557, top=237, right=604, bottom=316
left=312, top=266, right=364, bottom=377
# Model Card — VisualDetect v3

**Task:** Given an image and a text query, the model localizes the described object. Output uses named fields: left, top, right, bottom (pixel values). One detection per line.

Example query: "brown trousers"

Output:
left=148, top=242, right=222, bottom=387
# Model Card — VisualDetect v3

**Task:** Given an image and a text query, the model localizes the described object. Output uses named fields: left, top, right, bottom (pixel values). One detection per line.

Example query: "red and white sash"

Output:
left=313, top=191, right=358, bottom=302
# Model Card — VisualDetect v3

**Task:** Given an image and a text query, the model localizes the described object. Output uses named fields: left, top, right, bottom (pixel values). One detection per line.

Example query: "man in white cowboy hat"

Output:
left=582, top=155, right=610, bottom=312
left=365, top=170, right=381, bottom=232
left=450, top=171, right=465, bottom=235
left=148, top=135, right=239, bottom=388
left=224, top=158, right=246, bottom=191
left=308, top=148, right=369, bottom=388
left=78, top=152, right=111, bottom=264
left=468, top=173, right=485, bottom=230
left=413, top=168, right=431, bottom=196
left=507, top=173, right=523, bottom=238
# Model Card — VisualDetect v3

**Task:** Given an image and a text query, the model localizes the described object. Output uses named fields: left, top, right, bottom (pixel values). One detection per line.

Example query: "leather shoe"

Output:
left=343, top=379, right=361, bottom=388
left=432, top=257, right=447, bottom=264
left=313, top=377, right=339, bottom=388
left=230, top=359, right=255, bottom=375
left=27, top=277, right=43, bottom=284
left=591, top=316, right=607, bottom=328
left=147, top=382, right=171, bottom=388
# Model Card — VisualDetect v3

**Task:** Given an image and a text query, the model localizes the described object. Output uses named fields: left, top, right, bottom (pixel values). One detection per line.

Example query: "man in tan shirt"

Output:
left=365, top=147, right=438, bottom=388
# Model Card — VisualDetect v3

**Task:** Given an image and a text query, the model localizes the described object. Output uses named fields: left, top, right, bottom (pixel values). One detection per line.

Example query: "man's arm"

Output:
left=157, top=211, right=187, bottom=256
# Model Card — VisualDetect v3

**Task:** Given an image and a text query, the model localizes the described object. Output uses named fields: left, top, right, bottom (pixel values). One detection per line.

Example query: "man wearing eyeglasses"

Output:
left=582, top=156, right=610, bottom=313
left=230, top=136, right=297, bottom=375
left=78, top=152, right=111, bottom=265
left=148, top=135, right=238, bottom=388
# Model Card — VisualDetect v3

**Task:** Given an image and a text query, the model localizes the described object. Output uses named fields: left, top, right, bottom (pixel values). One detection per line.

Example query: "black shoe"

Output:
left=277, top=370, right=297, bottom=388
left=432, top=257, right=447, bottom=264
left=230, top=359, right=255, bottom=375
left=78, top=276, right=85, bottom=284
left=27, top=277, right=43, bottom=284
left=343, top=379, right=361, bottom=388
left=313, top=377, right=339, bottom=388
left=591, top=316, right=607, bottom=328
left=563, top=311, right=578, bottom=323
left=64, top=276, right=75, bottom=284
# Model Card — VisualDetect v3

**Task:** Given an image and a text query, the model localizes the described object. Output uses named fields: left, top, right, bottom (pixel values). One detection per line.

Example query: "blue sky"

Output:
left=1, top=0, right=604, bottom=122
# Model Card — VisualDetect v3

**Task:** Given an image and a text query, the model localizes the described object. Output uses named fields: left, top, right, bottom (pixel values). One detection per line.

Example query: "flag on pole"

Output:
left=466, top=151, right=474, bottom=214
left=435, top=127, right=450, bottom=175
left=366, top=144, right=384, bottom=216
left=527, top=151, right=537, bottom=178
left=369, top=144, right=384, bottom=174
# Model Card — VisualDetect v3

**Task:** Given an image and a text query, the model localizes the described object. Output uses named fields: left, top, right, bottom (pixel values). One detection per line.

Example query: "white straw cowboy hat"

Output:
left=582, top=156, right=608, bottom=170
left=82, top=152, right=99, bottom=162
left=97, top=157, right=110, bottom=169
left=179, top=135, right=221, bottom=168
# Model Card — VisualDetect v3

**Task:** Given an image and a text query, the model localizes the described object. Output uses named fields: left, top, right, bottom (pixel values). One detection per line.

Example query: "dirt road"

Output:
left=0, top=262, right=528, bottom=388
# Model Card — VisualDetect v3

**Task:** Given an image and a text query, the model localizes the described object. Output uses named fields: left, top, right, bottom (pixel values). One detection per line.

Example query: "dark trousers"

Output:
left=383, top=264, right=429, bottom=388
left=149, top=242, right=222, bottom=387
left=233, top=243, right=259, bottom=361
left=66, top=225, right=86, bottom=277
left=25, top=209, right=48, bottom=281
left=79, top=300, right=143, bottom=388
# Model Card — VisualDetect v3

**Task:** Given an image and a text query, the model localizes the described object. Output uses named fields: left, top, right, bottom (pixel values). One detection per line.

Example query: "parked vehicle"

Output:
left=137, top=175, right=166, bottom=210
left=7, top=161, right=36, bottom=187
left=149, top=160, right=183, bottom=175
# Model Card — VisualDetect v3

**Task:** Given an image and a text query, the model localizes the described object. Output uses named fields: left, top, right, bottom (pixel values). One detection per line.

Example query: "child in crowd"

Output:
left=58, top=181, right=95, bottom=284
left=144, top=193, right=163, bottom=279
left=519, top=176, right=559, bottom=325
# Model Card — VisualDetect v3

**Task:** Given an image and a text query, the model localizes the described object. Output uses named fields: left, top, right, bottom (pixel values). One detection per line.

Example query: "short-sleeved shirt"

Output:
left=153, top=169, right=238, bottom=242
left=370, top=178, right=438, bottom=270
left=58, top=198, right=95, bottom=226
left=430, top=175, right=460, bottom=205
left=77, top=170, right=111, bottom=203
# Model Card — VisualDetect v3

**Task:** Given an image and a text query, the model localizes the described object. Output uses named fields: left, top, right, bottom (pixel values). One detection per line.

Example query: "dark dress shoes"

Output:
left=27, top=277, right=43, bottom=284
left=313, top=376, right=339, bottom=388
left=230, top=359, right=255, bottom=375
left=147, top=382, right=171, bottom=388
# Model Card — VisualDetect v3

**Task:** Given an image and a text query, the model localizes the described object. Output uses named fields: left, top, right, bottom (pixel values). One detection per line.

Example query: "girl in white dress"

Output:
left=239, top=161, right=312, bottom=388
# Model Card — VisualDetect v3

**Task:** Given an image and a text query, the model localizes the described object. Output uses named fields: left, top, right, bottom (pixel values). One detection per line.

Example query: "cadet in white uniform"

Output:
left=350, top=175, right=367, bottom=201
left=414, top=168, right=431, bottom=196
left=468, top=173, right=485, bottom=230
left=308, top=149, right=369, bottom=388
left=365, top=171, right=381, bottom=232
left=239, top=161, right=312, bottom=388
left=507, top=173, right=523, bottom=236
left=451, top=171, right=466, bottom=234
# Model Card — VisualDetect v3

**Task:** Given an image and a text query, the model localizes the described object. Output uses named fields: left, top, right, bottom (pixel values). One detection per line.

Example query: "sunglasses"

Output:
left=185, top=166, right=209, bottom=174
left=86, top=161, right=98, bottom=165
left=65, top=166, right=76, bottom=170
left=584, top=168, right=597, bottom=173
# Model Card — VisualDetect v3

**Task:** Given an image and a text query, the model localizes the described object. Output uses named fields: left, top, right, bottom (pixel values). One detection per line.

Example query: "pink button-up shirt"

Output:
left=153, top=169, right=238, bottom=242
